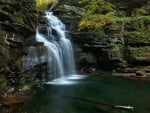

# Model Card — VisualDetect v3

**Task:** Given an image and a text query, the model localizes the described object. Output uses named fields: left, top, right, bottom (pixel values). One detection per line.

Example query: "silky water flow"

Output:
left=36, top=12, right=86, bottom=85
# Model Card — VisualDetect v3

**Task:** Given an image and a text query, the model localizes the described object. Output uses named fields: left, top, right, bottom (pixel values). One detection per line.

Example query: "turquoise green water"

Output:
left=25, top=76, right=150, bottom=113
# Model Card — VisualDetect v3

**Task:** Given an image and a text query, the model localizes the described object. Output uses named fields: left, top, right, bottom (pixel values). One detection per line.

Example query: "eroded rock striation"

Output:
left=53, top=0, right=150, bottom=74
left=0, top=0, right=46, bottom=112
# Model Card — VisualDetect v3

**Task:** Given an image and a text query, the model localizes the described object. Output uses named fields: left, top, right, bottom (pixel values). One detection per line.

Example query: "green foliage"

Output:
left=115, top=16, right=150, bottom=23
left=132, top=8, right=146, bottom=16
left=93, top=29, right=108, bottom=38
left=131, top=3, right=150, bottom=16
left=36, top=0, right=57, bottom=11
left=121, top=16, right=150, bottom=43
left=78, top=0, right=150, bottom=61
left=107, top=42, right=116, bottom=48
left=14, top=10, right=26, bottom=24
left=79, top=0, right=116, bottom=31
left=79, top=0, right=115, bottom=14
left=124, top=31, right=150, bottom=43
left=116, top=10, right=127, bottom=17
left=128, top=46, right=150, bottom=60
left=79, top=14, right=116, bottom=31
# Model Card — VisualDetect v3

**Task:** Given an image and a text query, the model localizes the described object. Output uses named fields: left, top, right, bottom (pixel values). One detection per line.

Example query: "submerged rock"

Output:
left=0, top=93, right=30, bottom=113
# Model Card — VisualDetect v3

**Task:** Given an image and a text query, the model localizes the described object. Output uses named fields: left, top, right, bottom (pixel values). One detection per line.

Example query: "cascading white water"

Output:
left=36, top=12, right=85, bottom=84
left=45, top=12, right=76, bottom=75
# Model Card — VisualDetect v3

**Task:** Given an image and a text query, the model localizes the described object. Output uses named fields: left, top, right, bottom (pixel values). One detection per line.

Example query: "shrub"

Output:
left=78, top=0, right=116, bottom=31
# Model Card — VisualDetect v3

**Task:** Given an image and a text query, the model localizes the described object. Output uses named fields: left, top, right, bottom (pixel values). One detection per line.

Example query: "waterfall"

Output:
left=36, top=12, right=82, bottom=84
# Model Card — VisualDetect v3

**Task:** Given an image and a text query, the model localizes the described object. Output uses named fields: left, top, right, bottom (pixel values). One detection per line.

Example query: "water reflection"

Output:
left=24, top=76, right=150, bottom=113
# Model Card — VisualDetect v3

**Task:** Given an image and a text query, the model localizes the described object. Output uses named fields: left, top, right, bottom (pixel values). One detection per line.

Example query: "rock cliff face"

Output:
left=0, top=0, right=47, bottom=95
left=53, top=0, right=150, bottom=72
left=107, top=0, right=150, bottom=63
left=0, top=1, right=49, bottom=112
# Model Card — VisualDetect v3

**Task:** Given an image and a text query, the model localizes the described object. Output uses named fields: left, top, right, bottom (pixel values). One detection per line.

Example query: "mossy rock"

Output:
left=124, top=21, right=140, bottom=31
left=132, top=3, right=150, bottom=16
left=122, top=16, right=150, bottom=44
left=124, top=31, right=150, bottom=44
left=126, top=46, right=150, bottom=61
left=106, top=23, right=121, bottom=32
left=123, top=16, right=150, bottom=31
left=136, top=70, right=146, bottom=76
left=0, top=76, right=7, bottom=90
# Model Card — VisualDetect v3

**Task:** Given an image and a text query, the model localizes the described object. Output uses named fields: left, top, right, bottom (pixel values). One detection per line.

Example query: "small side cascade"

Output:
left=36, top=12, right=85, bottom=84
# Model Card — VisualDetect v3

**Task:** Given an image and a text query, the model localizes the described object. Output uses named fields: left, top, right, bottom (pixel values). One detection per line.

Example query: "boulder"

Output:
left=53, top=5, right=83, bottom=31
left=136, top=70, right=146, bottom=76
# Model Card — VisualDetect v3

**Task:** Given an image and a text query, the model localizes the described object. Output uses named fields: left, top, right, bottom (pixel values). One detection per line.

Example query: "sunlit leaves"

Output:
left=78, top=0, right=116, bottom=31
left=80, top=0, right=115, bottom=14
left=36, top=0, right=57, bottom=11
left=79, top=14, right=116, bottom=30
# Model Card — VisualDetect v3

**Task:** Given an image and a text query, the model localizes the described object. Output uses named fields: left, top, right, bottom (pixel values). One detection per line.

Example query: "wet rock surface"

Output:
left=51, top=1, right=150, bottom=77
left=0, top=0, right=47, bottom=112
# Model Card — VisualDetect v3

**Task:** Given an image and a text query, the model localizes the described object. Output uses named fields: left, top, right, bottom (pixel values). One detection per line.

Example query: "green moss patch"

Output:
left=124, top=31, right=150, bottom=44
left=127, top=46, right=150, bottom=61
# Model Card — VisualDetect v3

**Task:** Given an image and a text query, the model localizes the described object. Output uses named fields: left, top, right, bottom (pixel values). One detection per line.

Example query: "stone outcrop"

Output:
left=52, top=0, right=150, bottom=72
left=0, top=0, right=48, bottom=97
left=0, top=0, right=36, bottom=73
left=0, top=0, right=49, bottom=112
left=53, top=4, right=83, bottom=32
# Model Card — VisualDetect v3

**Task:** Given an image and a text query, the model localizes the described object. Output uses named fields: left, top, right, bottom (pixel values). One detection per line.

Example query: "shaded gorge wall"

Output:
left=0, top=0, right=48, bottom=94
left=52, top=0, right=150, bottom=72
